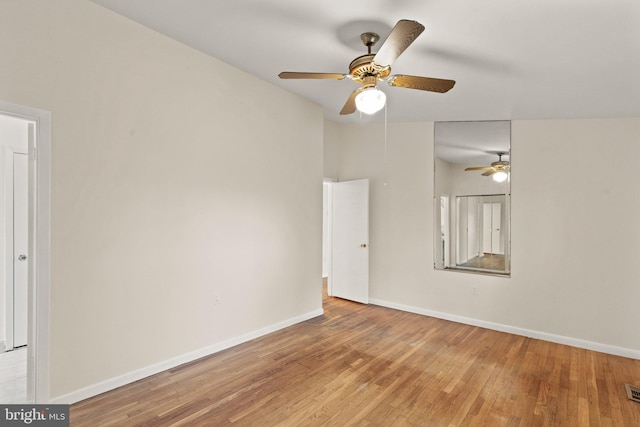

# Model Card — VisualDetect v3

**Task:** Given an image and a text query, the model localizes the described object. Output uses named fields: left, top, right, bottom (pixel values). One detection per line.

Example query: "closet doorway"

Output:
left=0, top=101, right=52, bottom=403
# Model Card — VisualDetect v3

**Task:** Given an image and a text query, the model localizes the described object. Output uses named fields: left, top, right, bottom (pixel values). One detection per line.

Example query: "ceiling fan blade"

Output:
left=340, top=88, right=364, bottom=115
left=387, top=75, right=456, bottom=93
left=481, top=169, right=497, bottom=176
left=278, top=72, right=346, bottom=80
left=465, top=166, right=493, bottom=171
left=372, top=20, right=425, bottom=68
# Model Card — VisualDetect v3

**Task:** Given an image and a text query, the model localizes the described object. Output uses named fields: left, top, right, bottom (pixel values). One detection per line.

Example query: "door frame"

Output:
left=322, top=178, right=337, bottom=296
left=3, top=148, right=27, bottom=351
left=0, top=101, right=51, bottom=403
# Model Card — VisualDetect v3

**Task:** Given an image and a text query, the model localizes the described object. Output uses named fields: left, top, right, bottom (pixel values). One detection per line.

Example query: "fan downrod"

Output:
left=360, top=32, right=380, bottom=54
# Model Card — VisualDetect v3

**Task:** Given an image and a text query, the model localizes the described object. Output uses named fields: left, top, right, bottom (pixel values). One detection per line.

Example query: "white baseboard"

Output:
left=369, top=298, right=640, bottom=360
left=50, top=308, right=324, bottom=404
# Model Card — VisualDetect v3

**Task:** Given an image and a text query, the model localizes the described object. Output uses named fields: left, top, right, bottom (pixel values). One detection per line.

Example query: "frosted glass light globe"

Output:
left=492, top=171, right=508, bottom=183
left=355, top=87, right=386, bottom=115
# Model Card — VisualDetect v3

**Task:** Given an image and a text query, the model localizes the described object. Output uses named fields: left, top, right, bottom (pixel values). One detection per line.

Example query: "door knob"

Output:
left=18, top=255, right=27, bottom=261
left=361, top=243, right=367, bottom=248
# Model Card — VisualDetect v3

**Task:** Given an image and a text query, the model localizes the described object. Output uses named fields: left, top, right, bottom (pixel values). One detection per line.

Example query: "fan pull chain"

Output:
left=383, top=101, right=389, bottom=187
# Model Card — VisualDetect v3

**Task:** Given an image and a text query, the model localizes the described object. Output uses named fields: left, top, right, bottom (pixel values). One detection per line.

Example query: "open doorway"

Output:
left=0, top=101, right=51, bottom=403
left=455, top=194, right=508, bottom=273
left=322, top=180, right=334, bottom=297
left=0, top=114, right=29, bottom=403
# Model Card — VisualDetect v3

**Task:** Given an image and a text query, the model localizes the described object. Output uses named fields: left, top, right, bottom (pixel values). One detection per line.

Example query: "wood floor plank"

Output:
left=71, top=284, right=640, bottom=426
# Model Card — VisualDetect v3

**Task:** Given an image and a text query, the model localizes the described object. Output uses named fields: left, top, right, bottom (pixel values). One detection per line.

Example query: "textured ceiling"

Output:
left=90, top=0, right=640, bottom=126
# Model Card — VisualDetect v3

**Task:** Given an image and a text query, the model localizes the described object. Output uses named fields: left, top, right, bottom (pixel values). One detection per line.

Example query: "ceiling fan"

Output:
left=278, top=19, right=456, bottom=115
left=465, top=152, right=510, bottom=182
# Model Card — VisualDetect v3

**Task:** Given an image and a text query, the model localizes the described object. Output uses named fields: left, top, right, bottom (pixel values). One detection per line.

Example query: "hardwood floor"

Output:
left=71, top=286, right=640, bottom=426
left=458, top=253, right=506, bottom=271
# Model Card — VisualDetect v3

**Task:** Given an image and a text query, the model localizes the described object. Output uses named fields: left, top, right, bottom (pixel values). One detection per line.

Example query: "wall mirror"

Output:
left=434, top=121, right=511, bottom=276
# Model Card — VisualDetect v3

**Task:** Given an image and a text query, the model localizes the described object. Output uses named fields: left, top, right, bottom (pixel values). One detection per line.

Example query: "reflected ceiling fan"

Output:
left=278, top=19, right=455, bottom=115
left=465, top=152, right=510, bottom=182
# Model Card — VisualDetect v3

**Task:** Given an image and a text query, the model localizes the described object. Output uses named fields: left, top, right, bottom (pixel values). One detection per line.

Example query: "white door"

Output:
left=439, top=196, right=450, bottom=268
left=330, top=179, right=369, bottom=304
left=491, top=203, right=502, bottom=254
left=456, top=197, right=468, bottom=264
left=482, top=202, right=502, bottom=255
left=483, top=203, right=492, bottom=254
left=467, top=197, right=479, bottom=260
left=13, top=153, right=28, bottom=347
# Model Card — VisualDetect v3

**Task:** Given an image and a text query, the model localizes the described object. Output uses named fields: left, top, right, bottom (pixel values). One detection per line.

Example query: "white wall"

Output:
left=450, top=163, right=509, bottom=196
left=510, top=118, right=640, bottom=352
left=0, top=0, right=323, bottom=401
left=326, top=118, right=640, bottom=357
left=323, top=119, right=342, bottom=180
left=0, top=115, right=29, bottom=348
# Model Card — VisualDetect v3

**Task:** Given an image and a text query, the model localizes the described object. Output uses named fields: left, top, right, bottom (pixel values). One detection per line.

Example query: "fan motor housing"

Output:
left=349, top=54, right=390, bottom=83
left=492, top=161, right=509, bottom=168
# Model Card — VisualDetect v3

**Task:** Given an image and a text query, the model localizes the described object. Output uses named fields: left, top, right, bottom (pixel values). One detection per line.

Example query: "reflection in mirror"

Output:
left=434, top=121, right=511, bottom=275
left=455, top=195, right=507, bottom=272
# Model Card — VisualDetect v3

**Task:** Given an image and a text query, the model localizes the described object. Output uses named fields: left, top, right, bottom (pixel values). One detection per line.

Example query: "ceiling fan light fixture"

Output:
left=355, top=87, right=386, bottom=115
left=492, top=171, right=508, bottom=183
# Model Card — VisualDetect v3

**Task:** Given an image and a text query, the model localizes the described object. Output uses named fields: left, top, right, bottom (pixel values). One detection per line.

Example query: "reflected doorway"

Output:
left=455, top=194, right=509, bottom=274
